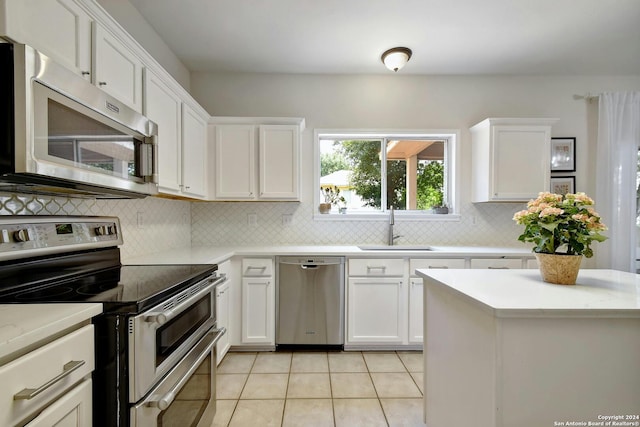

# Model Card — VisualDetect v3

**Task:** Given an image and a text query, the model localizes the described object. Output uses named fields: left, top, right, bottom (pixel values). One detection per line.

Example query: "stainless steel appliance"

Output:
left=0, top=43, right=158, bottom=198
left=276, top=256, right=345, bottom=349
left=0, top=216, right=226, bottom=426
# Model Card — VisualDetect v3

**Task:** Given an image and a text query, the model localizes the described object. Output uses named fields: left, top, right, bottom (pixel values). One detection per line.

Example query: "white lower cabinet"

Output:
left=408, top=278, right=424, bottom=344
left=241, top=258, right=274, bottom=345
left=347, top=277, right=406, bottom=344
left=216, top=261, right=232, bottom=364
left=25, top=378, right=92, bottom=427
left=407, top=258, right=467, bottom=346
left=347, top=258, right=407, bottom=346
left=0, top=324, right=95, bottom=427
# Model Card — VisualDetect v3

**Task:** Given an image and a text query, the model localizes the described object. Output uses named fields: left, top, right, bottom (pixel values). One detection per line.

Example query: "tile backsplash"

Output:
left=191, top=200, right=525, bottom=248
left=1, top=192, right=526, bottom=260
left=0, top=192, right=191, bottom=262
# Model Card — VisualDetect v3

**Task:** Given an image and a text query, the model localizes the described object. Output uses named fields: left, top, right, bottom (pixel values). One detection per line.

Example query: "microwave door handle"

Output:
left=140, top=136, right=157, bottom=183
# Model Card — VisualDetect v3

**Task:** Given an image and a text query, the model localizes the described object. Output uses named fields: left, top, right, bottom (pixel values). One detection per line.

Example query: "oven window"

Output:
left=157, top=353, right=212, bottom=426
left=156, top=295, right=211, bottom=366
left=47, top=99, right=144, bottom=180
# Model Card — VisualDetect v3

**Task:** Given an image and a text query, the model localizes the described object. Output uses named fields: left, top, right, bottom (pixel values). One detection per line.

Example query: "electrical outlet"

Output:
left=247, top=213, right=258, bottom=226
left=282, top=214, right=293, bottom=226
left=137, top=212, right=145, bottom=228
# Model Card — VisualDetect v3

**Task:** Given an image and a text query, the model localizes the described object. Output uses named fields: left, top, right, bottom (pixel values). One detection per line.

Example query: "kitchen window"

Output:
left=315, top=130, right=459, bottom=219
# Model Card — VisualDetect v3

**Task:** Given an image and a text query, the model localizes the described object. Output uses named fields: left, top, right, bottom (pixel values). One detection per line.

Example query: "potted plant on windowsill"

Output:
left=431, top=205, right=449, bottom=214
left=319, top=186, right=346, bottom=214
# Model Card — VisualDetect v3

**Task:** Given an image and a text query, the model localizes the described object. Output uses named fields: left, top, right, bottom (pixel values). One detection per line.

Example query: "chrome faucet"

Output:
left=388, top=206, right=402, bottom=245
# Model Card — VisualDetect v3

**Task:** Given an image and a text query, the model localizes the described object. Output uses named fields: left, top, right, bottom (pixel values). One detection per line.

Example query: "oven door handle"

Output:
left=144, top=327, right=226, bottom=411
left=144, top=274, right=225, bottom=325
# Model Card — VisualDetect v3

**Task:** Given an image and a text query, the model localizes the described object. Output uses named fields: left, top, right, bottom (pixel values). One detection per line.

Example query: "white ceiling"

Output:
left=128, top=0, right=640, bottom=75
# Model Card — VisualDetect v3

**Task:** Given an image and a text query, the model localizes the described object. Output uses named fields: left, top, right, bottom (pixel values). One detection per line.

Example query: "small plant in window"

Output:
left=319, top=186, right=346, bottom=214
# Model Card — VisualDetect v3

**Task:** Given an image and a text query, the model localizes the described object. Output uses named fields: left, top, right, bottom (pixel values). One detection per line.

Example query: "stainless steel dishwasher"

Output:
left=276, top=256, right=345, bottom=349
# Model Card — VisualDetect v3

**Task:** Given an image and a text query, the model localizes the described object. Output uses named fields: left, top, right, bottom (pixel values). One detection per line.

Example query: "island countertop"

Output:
left=416, top=268, right=640, bottom=317
left=418, top=268, right=640, bottom=427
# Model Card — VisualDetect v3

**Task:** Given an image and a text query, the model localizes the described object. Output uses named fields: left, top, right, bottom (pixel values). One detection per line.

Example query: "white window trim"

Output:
left=313, top=128, right=461, bottom=221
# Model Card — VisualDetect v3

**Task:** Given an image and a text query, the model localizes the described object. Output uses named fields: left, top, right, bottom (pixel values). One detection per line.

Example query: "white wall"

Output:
left=189, top=72, right=640, bottom=251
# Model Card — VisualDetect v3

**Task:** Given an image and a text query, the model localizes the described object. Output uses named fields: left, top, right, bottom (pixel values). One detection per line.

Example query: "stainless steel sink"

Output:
left=358, top=245, right=434, bottom=251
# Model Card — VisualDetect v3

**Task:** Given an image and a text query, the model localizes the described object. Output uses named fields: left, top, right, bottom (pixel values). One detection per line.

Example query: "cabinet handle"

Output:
left=81, top=71, right=90, bottom=76
left=14, top=360, right=85, bottom=400
left=98, top=81, right=107, bottom=86
left=246, top=266, right=267, bottom=271
left=367, top=266, right=387, bottom=272
left=488, top=266, right=509, bottom=269
left=428, top=266, right=449, bottom=269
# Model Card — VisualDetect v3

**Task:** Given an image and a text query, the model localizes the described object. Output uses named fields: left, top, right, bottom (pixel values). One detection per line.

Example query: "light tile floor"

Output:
left=211, top=351, right=425, bottom=427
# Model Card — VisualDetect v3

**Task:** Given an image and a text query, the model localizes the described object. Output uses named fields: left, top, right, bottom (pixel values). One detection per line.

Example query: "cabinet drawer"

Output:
left=470, top=258, right=523, bottom=269
left=0, top=325, right=94, bottom=427
left=242, top=258, right=274, bottom=276
left=410, top=258, right=466, bottom=274
left=349, top=258, right=405, bottom=276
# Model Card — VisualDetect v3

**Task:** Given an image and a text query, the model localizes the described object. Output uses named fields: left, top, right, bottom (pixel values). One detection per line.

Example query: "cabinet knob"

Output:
left=81, top=71, right=91, bottom=76
left=98, top=81, right=107, bottom=86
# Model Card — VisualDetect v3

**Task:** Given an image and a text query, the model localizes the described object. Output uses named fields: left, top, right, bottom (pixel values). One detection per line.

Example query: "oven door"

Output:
left=129, top=274, right=225, bottom=402
left=130, top=327, right=226, bottom=427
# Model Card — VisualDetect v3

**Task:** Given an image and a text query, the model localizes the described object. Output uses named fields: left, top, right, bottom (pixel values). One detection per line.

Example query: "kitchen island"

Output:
left=416, top=268, right=640, bottom=427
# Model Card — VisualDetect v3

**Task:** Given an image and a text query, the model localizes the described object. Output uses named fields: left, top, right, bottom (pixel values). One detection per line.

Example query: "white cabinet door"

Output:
left=93, top=23, right=143, bottom=112
left=181, top=103, right=208, bottom=198
left=347, top=277, right=406, bottom=344
left=144, top=70, right=182, bottom=193
left=242, top=277, right=274, bottom=344
left=1, top=0, right=92, bottom=79
left=408, top=278, right=423, bottom=344
left=215, top=125, right=256, bottom=199
left=258, top=125, right=299, bottom=199
left=471, top=118, right=557, bottom=202
left=25, top=379, right=92, bottom=427
left=216, top=279, right=230, bottom=364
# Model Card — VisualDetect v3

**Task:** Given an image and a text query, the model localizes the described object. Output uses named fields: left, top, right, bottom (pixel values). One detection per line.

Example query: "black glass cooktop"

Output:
left=0, top=248, right=217, bottom=313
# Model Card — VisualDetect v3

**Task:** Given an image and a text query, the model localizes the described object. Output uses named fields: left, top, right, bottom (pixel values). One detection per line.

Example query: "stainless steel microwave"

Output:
left=0, top=43, right=158, bottom=198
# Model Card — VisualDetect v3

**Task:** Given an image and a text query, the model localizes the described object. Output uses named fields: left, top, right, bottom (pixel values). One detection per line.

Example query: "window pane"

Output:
left=320, top=139, right=382, bottom=212
left=386, top=140, right=445, bottom=211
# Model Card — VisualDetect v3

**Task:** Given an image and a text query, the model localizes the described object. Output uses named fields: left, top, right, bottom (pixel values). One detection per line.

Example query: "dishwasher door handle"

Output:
left=300, top=264, right=319, bottom=270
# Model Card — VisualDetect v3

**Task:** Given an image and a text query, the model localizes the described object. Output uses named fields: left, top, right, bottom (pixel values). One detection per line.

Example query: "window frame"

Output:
left=314, top=129, right=460, bottom=221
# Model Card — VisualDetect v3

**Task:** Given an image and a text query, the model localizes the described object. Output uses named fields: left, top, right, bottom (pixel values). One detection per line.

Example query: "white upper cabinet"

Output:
left=93, top=23, right=144, bottom=112
left=144, top=70, right=182, bottom=193
left=259, top=125, right=300, bottom=199
left=214, top=125, right=256, bottom=199
left=471, top=118, right=558, bottom=202
left=0, top=0, right=93, bottom=79
left=212, top=120, right=303, bottom=201
left=144, top=70, right=209, bottom=199
left=181, top=103, right=208, bottom=198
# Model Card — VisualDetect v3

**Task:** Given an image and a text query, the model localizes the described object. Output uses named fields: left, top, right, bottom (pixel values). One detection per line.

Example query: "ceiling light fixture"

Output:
left=381, top=47, right=412, bottom=72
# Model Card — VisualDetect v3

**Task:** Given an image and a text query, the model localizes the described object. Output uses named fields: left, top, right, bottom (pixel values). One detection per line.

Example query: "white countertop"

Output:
left=0, top=303, right=102, bottom=362
left=125, top=245, right=534, bottom=265
left=417, top=268, right=640, bottom=318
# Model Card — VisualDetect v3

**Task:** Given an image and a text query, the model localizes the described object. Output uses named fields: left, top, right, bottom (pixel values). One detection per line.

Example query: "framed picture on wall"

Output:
left=551, top=137, right=576, bottom=172
left=550, top=176, right=575, bottom=195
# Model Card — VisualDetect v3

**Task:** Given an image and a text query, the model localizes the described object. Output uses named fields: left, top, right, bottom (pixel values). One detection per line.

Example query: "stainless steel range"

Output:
left=0, top=216, right=226, bottom=427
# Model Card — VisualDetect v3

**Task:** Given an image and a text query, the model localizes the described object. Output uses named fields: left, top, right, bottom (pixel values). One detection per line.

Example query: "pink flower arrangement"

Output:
left=513, top=192, right=607, bottom=258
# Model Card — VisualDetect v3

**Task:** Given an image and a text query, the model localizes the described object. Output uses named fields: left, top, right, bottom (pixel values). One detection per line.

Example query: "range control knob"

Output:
left=96, top=224, right=117, bottom=236
left=13, top=229, right=30, bottom=242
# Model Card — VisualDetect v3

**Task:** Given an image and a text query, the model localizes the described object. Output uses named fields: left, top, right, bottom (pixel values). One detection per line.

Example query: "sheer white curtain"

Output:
left=595, top=91, right=640, bottom=271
